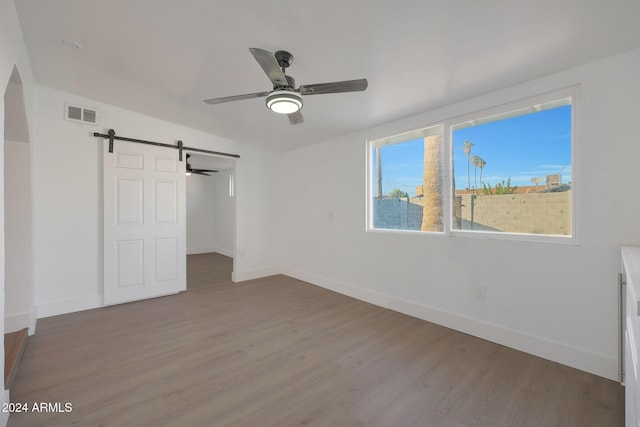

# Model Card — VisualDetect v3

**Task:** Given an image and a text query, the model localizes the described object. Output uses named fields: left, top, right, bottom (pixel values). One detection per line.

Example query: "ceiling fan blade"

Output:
left=192, top=171, right=211, bottom=176
left=204, top=91, right=270, bottom=105
left=249, top=48, right=288, bottom=88
left=288, top=110, right=304, bottom=125
left=298, top=79, right=368, bottom=95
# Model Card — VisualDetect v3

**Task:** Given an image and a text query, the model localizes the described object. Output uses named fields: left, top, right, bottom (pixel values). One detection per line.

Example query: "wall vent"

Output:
left=64, top=103, right=99, bottom=126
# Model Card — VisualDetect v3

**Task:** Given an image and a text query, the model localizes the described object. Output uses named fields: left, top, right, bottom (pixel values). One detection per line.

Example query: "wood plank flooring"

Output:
left=8, top=253, right=623, bottom=426
left=4, top=328, right=27, bottom=390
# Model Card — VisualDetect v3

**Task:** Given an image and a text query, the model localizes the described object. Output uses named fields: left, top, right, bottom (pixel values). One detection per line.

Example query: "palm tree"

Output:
left=462, top=140, right=474, bottom=190
left=471, top=155, right=480, bottom=194
left=421, top=134, right=443, bottom=232
left=477, top=156, right=486, bottom=187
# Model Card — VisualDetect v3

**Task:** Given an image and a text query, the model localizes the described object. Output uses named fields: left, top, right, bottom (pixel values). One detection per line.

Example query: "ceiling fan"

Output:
left=204, top=48, right=368, bottom=125
left=186, top=154, right=218, bottom=176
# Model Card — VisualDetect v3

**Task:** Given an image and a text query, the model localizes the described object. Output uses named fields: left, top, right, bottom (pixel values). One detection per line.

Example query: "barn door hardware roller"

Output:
left=93, top=129, right=240, bottom=159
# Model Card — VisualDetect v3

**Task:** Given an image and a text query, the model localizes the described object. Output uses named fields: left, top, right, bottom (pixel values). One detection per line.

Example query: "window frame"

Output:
left=366, top=85, right=579, bottom=245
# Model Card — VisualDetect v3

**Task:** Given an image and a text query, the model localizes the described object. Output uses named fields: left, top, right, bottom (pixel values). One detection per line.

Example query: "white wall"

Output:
left=4, top=140, right=34, bottom=333
left=31, top=84, right=282, bottom=317
left=0, top=0, right=36, bottom=422
left=281, top=48, right=640, bottom=381
left=187, top=174, right=218, bottom=254
left=232, top=150, right=282, bottom=281
left=187, top=168, right=235, bottom=257
left=213, top=169, right=235, bottom=257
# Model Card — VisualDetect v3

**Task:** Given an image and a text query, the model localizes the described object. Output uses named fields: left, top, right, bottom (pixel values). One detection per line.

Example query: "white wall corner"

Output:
left=36, top=295, right=102, bottom=319
left=214, top=247, right=234, bottom=258
left=29, top=306, right=37, bottom=336
left=281, top=266, right=618, bottom=381
left=232, top=267, right=281, bottom=283
left=0, top=389, right=9, bottom=427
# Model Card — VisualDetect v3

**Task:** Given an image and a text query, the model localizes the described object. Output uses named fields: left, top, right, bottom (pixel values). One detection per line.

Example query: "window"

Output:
left=368, top=89, right=575, bottom=241
left=370, top=125, right=444, bottom=232
left=451, top=98, right=572, bottom=236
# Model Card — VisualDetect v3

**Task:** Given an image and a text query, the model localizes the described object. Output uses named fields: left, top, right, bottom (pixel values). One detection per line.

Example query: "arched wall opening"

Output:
left=3, top=64, right=34, bottom=389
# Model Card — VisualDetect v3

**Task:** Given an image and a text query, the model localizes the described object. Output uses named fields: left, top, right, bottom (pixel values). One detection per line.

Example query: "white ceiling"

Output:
left=14, top=0, right=640, bottom=152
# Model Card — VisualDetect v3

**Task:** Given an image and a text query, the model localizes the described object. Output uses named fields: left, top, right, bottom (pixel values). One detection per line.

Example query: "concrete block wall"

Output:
left=458, top=191, right=571, bottom=235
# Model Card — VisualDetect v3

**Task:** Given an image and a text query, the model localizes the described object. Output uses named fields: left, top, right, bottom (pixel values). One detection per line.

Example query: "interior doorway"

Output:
left=185, top=154, right=236, bottom=287
left=3, top=65, right=33, bottom=390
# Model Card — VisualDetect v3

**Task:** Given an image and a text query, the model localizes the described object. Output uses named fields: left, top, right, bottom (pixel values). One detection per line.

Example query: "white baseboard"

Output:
left=0, top=389, right=9, bottom=427
left=4, top=312, right=31, bottom=334
left=187, top=247, right=218, bottom=255
left=187, top=247, right=234, bottom=257
left=282, top=266, right=390, bottom=307
left=282, top=266, right=618, bottom=381
left=232, top=267, right=281, bottom=283
left=5, top=307, right=38, bottom=335
left=215, top=247, right=234, bottom=258
left=36, top=295, right=102, bottom=319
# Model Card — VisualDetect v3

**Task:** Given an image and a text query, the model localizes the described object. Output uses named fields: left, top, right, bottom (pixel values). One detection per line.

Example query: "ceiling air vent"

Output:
left=64, top=103, right=99, bottom=126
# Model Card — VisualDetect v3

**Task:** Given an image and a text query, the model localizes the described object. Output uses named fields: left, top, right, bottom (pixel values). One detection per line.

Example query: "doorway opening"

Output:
left=185, top=154, right=236, bottom=288
left=3, top=65, right=33, bottom=390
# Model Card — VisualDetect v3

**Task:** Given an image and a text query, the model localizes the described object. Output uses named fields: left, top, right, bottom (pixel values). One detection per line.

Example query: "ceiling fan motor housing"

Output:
left=274, top=50, right=294, bottom=69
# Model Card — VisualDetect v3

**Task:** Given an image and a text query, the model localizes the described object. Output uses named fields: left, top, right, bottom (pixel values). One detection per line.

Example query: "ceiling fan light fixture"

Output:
left=266, top=90, right=303, bottom=114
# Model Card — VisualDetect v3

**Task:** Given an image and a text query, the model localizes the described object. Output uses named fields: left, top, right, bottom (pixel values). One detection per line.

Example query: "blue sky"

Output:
left=373, top=105, right=572, bottom=196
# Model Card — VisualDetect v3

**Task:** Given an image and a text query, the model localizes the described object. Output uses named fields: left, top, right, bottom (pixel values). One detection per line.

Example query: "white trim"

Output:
left=0, top=389, right=9, bottom=427
left=4, top=312, right=31, bottom=334
left=36, top=295, right=102, bottom=319
left=4, top=306, right=38, bottom=336
left=187, top=248, right=233, bottom=258
left=387, top=297, right=615, bottom=380
left=282, top=266, right=617, bottom=381
left=215, top=247, right=234, bottom=258
left=282, top=266, right=389, bottom=308
left=187, top=247, right=234, bottom=257
left=447, top=229, right=579, bottom=245
left=232, top=267, right=281, bottom=283
left=187, top=247, right=218, bottom=255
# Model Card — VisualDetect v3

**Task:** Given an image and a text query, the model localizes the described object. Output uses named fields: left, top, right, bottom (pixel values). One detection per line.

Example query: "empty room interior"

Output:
left=3, top=0, right=640, bottom=426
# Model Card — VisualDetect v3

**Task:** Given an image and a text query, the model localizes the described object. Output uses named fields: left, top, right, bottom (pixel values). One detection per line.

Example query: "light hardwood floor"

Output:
left=8, top=253, right=623, bottom=426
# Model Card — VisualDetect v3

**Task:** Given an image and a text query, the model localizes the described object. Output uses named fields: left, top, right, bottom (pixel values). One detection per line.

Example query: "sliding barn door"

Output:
left=103, top=140, right=186, bottom=305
